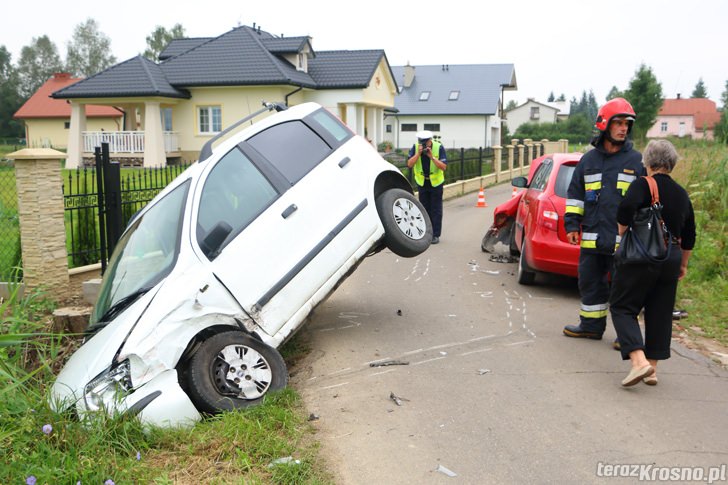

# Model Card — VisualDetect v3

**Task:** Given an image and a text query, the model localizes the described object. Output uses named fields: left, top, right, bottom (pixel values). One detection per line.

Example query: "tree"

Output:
left=606, top=86, right=623, bottom=101
left=66, top=18, right=117, bottom=77
left=0, top=46, right=24, bottom=137
left=715, top=80, right=728, bottom=143
left=505, top=100, right=518, bottom=111
left=623, top=64, right=663, bottom=140
left=16, top=35, right=63, bottom=98
left=691, top=77, right=707, bottom=98
left=547, top=91, right=555, bottom=102
left=556, top=93, right=566, bottom=102
left=143, top=24, right=186, bottom=61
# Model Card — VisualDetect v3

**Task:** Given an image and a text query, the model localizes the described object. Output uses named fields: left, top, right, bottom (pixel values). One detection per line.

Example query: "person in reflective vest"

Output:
left=407, top=130, right=447, bottom=244
left=562, top=98, right=645, bottom=343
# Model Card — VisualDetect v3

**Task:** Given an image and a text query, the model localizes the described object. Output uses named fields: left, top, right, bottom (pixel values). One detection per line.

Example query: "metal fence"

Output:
left=0, top=159, right=21, bottom=281
left=63, top=161, right=193, bottom=269
left=383, top=147, right=496, bottom=185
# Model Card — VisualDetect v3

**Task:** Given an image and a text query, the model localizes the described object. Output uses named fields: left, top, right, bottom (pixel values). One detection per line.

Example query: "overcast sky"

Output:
left=4, top=0, right=727, bottom=107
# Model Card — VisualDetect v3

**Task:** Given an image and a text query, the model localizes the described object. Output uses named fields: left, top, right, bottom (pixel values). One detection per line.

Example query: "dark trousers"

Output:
left=418, top=181, right=443, bottom=237
left=577, top=252, right=613, bottom=333
left=609, top=246, right=682, bottom=361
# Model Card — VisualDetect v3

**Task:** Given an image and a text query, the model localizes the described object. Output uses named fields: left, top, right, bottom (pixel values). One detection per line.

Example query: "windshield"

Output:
left=90, top=180, right=191, bottom=326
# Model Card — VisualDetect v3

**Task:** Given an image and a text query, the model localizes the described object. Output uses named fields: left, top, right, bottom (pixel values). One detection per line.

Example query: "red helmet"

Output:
left=595, top=98, right=636, bottom=132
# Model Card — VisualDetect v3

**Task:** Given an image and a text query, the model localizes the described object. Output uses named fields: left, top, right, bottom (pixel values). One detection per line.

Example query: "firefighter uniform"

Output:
left=564, top=139, right=644, bottom=335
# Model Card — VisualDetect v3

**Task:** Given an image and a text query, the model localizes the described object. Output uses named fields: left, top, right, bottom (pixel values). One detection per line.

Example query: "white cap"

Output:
left=416, top=130, right=433, bottom=141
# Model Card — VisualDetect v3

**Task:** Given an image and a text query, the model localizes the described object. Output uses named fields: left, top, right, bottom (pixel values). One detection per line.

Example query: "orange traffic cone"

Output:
left=476, top=187, right=487, bottom=208
left=511, top=187, right=519, bottom=198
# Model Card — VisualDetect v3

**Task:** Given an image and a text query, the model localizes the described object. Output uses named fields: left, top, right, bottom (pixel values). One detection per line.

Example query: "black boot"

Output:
left=563, top=324, right=603, bottom=340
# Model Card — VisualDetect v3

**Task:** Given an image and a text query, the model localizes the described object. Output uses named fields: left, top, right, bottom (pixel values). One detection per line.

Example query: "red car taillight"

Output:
left=537, top=200, right=559, bottom=231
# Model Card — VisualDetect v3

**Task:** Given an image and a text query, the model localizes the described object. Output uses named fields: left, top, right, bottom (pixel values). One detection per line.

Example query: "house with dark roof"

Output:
left=387, top=64, right=517, bottom=149
left=646, top=96, right=721, bottom=140
left=51, top=24, right=398, bottom=167
left=13, top=73, right=123, bottom=149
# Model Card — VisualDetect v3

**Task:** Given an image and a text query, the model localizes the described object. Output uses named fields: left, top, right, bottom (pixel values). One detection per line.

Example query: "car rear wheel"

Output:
left=376, top=188, right=432, bottom=257
left=186, top=331, right=288, bottom=414
left=517, top=240, right=537, bottom=285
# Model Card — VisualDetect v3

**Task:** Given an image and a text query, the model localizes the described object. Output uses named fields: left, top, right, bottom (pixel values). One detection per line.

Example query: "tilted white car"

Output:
left=51, top=102, right=432, bottom=427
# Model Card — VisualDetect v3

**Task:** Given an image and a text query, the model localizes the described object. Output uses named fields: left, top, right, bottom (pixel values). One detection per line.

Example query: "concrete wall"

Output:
left=25, top=117, right=121, bottom=149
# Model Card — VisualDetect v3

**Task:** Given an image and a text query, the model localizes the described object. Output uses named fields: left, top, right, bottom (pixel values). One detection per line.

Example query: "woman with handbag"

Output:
left=609, top=139, right=696, bottom=386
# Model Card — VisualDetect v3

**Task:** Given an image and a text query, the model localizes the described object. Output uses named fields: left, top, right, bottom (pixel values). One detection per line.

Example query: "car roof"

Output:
left=527, top=152, right=582, bottom=181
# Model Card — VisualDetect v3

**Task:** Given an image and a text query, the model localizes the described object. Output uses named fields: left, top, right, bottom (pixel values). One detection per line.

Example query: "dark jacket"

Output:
left=564, top=139, right=644, bottom=254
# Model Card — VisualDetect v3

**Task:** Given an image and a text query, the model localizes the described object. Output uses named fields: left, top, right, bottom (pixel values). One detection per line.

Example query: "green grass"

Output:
left=1, top=287, right=333, bottom=484
left=669, top=140, right=728, bottom=345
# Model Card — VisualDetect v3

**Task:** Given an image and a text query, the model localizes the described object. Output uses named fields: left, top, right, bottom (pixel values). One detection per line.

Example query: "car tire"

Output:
left=376, top=188, right=432, bottom=257
left=517, top=240, right=537, bottom=285
left=186, top=331, right=288, bottom=414
left=481, top=227, right=498, bottom=252
left=508, top=225, right=519, bottom=256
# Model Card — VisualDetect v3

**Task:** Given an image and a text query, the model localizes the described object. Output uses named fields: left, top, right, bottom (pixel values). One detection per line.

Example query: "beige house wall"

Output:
left=25, top=117, right=121, bottom=149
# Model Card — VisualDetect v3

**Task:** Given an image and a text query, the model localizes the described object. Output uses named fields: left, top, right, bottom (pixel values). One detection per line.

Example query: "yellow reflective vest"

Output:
left=413, top=141, right=445, bottom=187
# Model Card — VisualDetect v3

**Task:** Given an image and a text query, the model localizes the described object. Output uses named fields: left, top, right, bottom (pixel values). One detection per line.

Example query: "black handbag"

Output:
left=617, top=176, right=671, bottom=264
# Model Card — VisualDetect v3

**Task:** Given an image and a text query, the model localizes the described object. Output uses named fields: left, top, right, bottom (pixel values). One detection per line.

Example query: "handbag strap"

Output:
left=643, top=176, right=660, bottom=205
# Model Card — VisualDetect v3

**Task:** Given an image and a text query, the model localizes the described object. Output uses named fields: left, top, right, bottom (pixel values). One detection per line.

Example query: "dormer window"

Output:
left=298, top=53, right=304, bottom=68
left=448, top=90, right=460, bottom=100
left=419, top=91, right=430, bottom=101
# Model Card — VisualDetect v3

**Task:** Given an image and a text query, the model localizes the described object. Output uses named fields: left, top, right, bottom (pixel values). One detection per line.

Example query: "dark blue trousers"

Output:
left=577, top=252, right=614, bottom=333
left=417, top=181, right=443, bottom=237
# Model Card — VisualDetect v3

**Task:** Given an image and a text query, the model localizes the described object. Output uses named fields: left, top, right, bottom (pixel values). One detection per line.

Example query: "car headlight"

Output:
left=83, top=360, right=133, bottom=411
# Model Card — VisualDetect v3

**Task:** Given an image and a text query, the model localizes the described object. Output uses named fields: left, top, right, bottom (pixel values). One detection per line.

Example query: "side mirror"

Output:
left=511, top=176, right=528, bottom=188
left=202, top=221, right=233, bottom=259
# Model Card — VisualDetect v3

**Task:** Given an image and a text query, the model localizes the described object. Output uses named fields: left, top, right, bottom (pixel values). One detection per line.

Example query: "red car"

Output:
left=481, top=153, right=583, bottom=285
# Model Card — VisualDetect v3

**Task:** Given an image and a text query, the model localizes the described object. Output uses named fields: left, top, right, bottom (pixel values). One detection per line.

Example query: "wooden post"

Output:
left=9, top=148, right=70, bottom=300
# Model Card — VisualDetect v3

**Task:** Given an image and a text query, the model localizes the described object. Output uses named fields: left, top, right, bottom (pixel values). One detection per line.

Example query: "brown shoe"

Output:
left=622, top=365, right=654, bottom=387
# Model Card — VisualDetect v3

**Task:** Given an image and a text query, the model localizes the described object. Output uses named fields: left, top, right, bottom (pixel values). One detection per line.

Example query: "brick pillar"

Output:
left=9, top=148, right=70, bottom=300
left=525, top=143, right=533, bottom=176
left=516, top=144, right=525, bottom=178
left=504, top=145, right=514, bottom=184
left=559, top=139, right=569, bottom=153
left=493, top=145, right=502, bottom=183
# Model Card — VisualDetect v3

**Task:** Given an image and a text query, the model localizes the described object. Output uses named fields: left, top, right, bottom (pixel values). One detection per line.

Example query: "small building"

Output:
left=646, top=96, right=721, bottom=140
left=13, top=73, right=123, bottom=149
left=387, top=63, right=517, bottom=150
left=504, top=99, right=562, bottom=135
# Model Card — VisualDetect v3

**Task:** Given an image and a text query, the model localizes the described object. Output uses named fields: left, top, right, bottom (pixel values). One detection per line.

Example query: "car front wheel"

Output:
left=186, top=331, right=288, bottom=414
left=376, top=188, right=432, bottom=257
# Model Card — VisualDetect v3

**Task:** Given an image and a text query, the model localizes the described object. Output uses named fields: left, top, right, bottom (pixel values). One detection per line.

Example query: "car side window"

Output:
left=555, top=165, right=576, bottom=198
left=247, top=120, right=332, bottom=185
left=530, top=161, right=553, bottom=191
left=196, top=147, right=278, bottom=257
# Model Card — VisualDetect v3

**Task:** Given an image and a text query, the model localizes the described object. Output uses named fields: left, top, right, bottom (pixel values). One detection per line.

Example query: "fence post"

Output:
left=459, top=148, right=464, bottom=181
left=525, top=140, right=533, bottom=176
left=493, top=146, right=502, bottom=184
left=559, top=139, right=569, bottom=153
left=504, top=145, right=514, bottom=184
left=8, top=148, right=70, bottom=300
left=516, top=144, right=524, bottom=179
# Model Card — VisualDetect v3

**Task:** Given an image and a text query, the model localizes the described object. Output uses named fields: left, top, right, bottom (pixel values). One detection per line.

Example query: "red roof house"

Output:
left=646, top=96, right=721, bottom=140
left=14, top=73, right=123, bottom=148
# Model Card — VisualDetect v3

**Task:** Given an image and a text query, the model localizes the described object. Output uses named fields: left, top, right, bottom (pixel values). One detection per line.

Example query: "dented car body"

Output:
left=51, top=102, right=432, bottom=427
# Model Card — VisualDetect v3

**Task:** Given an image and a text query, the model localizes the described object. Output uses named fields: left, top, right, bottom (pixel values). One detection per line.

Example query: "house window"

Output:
left=419, top=91, right=430, bottom=101
left=162, top=108, right=173, bottom=131
left=64, top=121, right=70, bottom=129
left=401, top=124, right=417, bottom=132
left=198, top=106, right=222, bottom=134
left=424, top=124, right=440, bottom=132
left=298, top=53, right=304, bottom=68
left=386, top=124, right=392, bottom=133
left=660, top=121, right=668, bottom=132
left=530, top=107, right=540, bottom=120
left=448, top=91, right=460, bottom=101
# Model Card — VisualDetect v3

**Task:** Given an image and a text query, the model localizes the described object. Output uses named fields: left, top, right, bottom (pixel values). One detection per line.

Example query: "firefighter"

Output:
left=563, top=98, right=645, bottom=342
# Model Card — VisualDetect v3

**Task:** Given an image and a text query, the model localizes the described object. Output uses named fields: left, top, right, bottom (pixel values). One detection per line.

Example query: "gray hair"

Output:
left=642, top=139, right=679, bottom=172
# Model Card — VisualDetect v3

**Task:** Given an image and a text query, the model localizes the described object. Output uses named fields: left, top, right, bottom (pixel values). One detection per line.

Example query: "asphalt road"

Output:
left=293, top=182, right=728, bottom=484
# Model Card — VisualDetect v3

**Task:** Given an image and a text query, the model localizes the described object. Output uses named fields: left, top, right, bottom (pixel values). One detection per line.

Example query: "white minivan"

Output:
left=51, top=102, right=432, bottom=427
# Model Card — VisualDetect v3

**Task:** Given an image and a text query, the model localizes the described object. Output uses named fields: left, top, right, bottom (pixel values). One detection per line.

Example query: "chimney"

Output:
left=677, top=93, right=681, bottom=99
left=404, top=63, right=415, bottom=88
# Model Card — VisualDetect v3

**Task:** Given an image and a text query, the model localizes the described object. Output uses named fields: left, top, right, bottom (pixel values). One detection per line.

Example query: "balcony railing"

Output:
left=82, top=131, right=180, bottom=153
